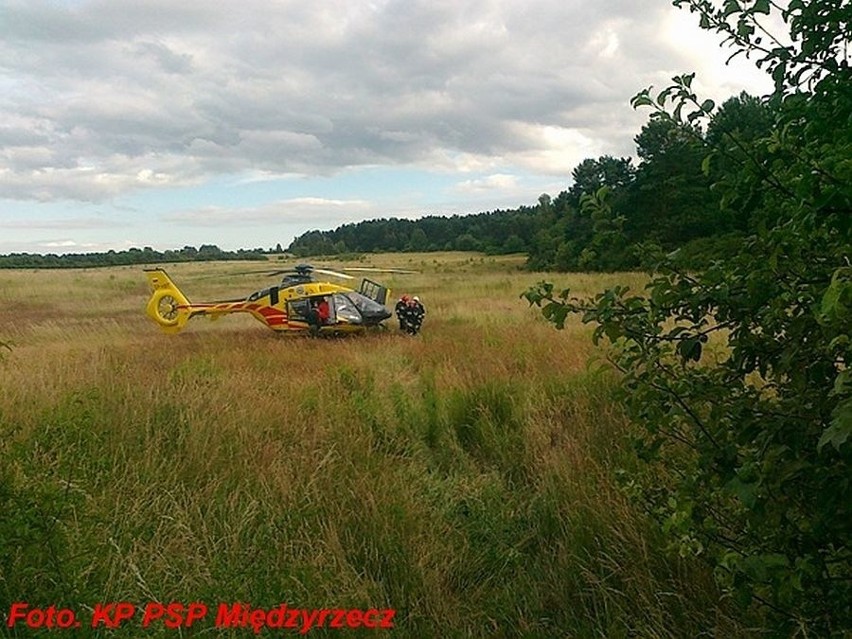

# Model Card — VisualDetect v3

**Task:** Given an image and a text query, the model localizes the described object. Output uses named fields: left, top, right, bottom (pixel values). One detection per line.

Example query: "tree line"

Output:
left=287, top=209, right=538, bottom=257
left=0, top=245, right=268, bottom=269
left=528, top=91, right=775, bottom=271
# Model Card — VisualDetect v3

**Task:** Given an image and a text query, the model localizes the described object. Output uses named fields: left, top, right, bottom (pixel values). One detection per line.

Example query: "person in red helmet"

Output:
left=395, top=294, right=411, bottom=331
left=406, top=295, right=425, bottom=335
left=395, top=294, right=425, bottom=335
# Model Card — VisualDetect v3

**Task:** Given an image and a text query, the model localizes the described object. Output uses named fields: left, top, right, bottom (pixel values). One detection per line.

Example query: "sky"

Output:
left=0, top=0, right=774, bottom=254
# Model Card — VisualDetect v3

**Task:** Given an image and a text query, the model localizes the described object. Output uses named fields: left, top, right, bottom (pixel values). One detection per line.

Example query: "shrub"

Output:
left=525, top=1, right=851, bottom=633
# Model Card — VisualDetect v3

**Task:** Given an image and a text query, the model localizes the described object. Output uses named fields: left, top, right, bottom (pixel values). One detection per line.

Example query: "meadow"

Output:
left=0, top=253, right=753, bottom=637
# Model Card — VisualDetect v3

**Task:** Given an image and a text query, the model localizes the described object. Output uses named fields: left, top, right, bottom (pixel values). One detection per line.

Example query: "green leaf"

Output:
left=728, top=476, right=759, bottom=508
left=742, top=554, right=789, bottom=582
left=737, top=19, right=755, bottom=38
left=723, top=0, right=742, bottom=18
left=677, top=337, right=702, bottom=363
left=818, top=268, right=851, bottom=323
left=818, top=400, right=852, bottom=452
left=753, top=0, right=770, bottom=14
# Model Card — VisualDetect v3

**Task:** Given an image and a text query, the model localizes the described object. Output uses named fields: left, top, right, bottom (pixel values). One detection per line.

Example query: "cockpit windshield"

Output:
left=347, top=293, right=391, bottom=324
left=332, top=293, right=362, bottom=323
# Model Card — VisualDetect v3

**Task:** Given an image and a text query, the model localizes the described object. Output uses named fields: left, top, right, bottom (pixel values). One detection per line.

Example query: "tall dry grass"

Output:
left=0, top=254, right=753, bottom=637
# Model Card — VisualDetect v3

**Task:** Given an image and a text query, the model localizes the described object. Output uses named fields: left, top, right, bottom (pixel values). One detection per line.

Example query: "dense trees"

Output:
left=567, top=156, right=635, bottom=206
left=525, top=94, right=778, bottom=271
left=287, top=209, right=546, bottom=257
left=526, top=0, right=850, bottom=633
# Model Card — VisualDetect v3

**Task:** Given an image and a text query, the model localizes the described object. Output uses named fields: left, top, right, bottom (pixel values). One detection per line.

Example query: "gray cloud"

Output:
left=0, top=0, right=767, bottom=202
left=0, top=216, right=122, bottom=230
left=162, top=198, right=374, bottom=227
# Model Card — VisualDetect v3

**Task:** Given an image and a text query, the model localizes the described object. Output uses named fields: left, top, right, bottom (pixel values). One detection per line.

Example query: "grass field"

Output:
left=0, top=253, right=753, bottom=637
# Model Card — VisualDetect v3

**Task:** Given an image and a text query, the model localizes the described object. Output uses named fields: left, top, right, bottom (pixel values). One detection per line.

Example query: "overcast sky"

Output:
left=0, top=0, right=773, bottom=254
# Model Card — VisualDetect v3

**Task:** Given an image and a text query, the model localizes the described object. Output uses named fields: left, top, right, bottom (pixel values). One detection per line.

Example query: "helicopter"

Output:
left=144, top=263, right=416, bottom=335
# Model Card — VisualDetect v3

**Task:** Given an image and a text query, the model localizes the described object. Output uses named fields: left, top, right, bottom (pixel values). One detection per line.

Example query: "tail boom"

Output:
left=144, top=269, right=289, bottom=333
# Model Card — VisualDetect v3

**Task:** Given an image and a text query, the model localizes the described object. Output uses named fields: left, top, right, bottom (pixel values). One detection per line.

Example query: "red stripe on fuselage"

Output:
left=179, top=302, right=288, bottom=327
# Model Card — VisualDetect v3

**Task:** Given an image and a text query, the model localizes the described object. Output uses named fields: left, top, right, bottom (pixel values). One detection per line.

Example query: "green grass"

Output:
left=0, top=254, right=753, bottom=637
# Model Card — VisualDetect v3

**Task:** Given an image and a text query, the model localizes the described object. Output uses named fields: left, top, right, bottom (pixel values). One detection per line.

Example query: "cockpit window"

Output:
left=333, top=294, right=362, bottom=323
left=348, top=292, right=387, bottom=317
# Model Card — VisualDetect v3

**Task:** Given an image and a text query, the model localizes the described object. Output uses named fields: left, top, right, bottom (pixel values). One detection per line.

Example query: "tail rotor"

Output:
left=144, top=268, right=192, bottom=334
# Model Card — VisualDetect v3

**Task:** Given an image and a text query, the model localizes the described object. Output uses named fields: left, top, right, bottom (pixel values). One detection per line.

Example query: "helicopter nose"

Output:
left=360, top=306, right=392, bottom=325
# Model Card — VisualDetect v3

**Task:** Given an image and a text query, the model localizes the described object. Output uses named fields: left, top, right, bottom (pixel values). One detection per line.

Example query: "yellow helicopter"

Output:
left=144, top=263, right=416, bottom=335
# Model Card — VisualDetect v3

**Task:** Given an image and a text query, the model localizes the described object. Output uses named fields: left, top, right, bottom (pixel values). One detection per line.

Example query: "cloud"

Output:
left=162, top=197, right=374, bottom=227
left=41, top=239, right=90, bottom=248
left=0, top=236, right=140, bottom=254
left=0, top=216, right=122, bottom=230
left=35, top=238, right=140, bottom=252
left=455, top=173, right=519, bottom=194
left=0, top=0, right=773, bottom=204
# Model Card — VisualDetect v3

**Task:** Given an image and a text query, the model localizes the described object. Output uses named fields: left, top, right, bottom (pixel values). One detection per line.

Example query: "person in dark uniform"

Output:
left=395, top=295, right=411, bottom=331
left=406, top=296, right=425, bottom=335
left=307, top=299, right=321, bottom=335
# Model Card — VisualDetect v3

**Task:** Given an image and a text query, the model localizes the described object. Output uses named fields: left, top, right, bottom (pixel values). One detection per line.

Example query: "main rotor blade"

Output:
left=340, top=267, right=419, bottom=274
left=219, top=268, right=292, bottom=277
left=312, top=267, right=354, bottom=280
left=191, top=268, right=279, bottom=280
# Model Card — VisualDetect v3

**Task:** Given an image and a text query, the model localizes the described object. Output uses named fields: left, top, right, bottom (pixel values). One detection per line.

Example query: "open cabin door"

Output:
left=359, top=279, right=390, bottom=306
